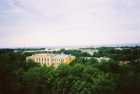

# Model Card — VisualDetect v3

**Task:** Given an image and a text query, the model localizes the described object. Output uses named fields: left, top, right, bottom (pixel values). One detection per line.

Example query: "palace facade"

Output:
left=26, top=53, right=75, bottom=67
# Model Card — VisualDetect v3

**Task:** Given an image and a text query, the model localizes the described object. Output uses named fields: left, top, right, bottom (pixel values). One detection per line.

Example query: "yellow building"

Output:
left=26, top=53, right=75, bottom=67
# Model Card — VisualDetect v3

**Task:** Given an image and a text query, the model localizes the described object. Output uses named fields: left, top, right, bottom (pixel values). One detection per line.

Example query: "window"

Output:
left=42, top=58, right=43, bottom=62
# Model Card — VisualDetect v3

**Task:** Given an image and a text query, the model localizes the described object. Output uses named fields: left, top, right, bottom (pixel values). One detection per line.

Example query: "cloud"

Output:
left=0, top=0, right=140, bottom=47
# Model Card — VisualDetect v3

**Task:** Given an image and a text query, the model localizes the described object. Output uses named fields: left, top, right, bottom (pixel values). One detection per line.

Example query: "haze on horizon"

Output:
left=0, top=0, right=140, bottom=48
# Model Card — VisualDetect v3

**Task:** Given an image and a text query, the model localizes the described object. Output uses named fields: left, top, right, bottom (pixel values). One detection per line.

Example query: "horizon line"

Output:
left=0, top=43, right=140, bottom=49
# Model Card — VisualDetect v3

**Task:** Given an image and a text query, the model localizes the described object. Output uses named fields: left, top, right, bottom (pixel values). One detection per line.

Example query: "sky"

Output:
left=0, top=0, right=140, bottom=48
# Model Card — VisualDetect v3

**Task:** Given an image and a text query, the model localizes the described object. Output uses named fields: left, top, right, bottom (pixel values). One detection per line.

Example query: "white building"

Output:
left=80, top=48, right=98, bottom=55
left=96, top=57, right=110, bottom=62
left=26, top=53, right=75, bottom=67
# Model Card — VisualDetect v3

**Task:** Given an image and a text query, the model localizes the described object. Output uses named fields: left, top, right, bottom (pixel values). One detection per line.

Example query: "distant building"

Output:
left=115, top=48, right=123, bottom=50
left=119, top=61, right=130, bottom=65
left=26, top=53, right=75, bottom=67
left=96, top=57, right=110, bottom=62
left=79, top=48, right=98, bottom=55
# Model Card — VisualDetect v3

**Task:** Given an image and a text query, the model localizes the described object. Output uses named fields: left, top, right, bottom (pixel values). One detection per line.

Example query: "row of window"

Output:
left=40, top=61, right=62, bottom=66
left=34, top=57, right=64, bottom=63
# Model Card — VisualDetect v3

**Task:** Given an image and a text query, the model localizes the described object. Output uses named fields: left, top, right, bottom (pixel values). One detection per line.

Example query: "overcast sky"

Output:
left=0, top=0, right=140, bottom=48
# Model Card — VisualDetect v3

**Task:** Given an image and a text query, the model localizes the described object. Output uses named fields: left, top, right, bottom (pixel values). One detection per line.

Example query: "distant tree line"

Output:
left=94, top=47, right=140, bottom=62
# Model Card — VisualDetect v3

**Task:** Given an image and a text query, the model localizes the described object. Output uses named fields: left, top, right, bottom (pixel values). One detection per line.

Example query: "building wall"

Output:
left=26, top=53, right=75, bottom=67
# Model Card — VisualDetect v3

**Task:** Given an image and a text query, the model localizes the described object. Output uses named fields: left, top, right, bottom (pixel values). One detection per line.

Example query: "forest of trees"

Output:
left=0, top=47, right=140, bottom=94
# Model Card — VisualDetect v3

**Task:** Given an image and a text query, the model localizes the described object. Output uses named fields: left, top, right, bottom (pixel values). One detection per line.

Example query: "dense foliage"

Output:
left=0, top=47, right=140, bottom=94
left=94, top=47, right=140, bottom=62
